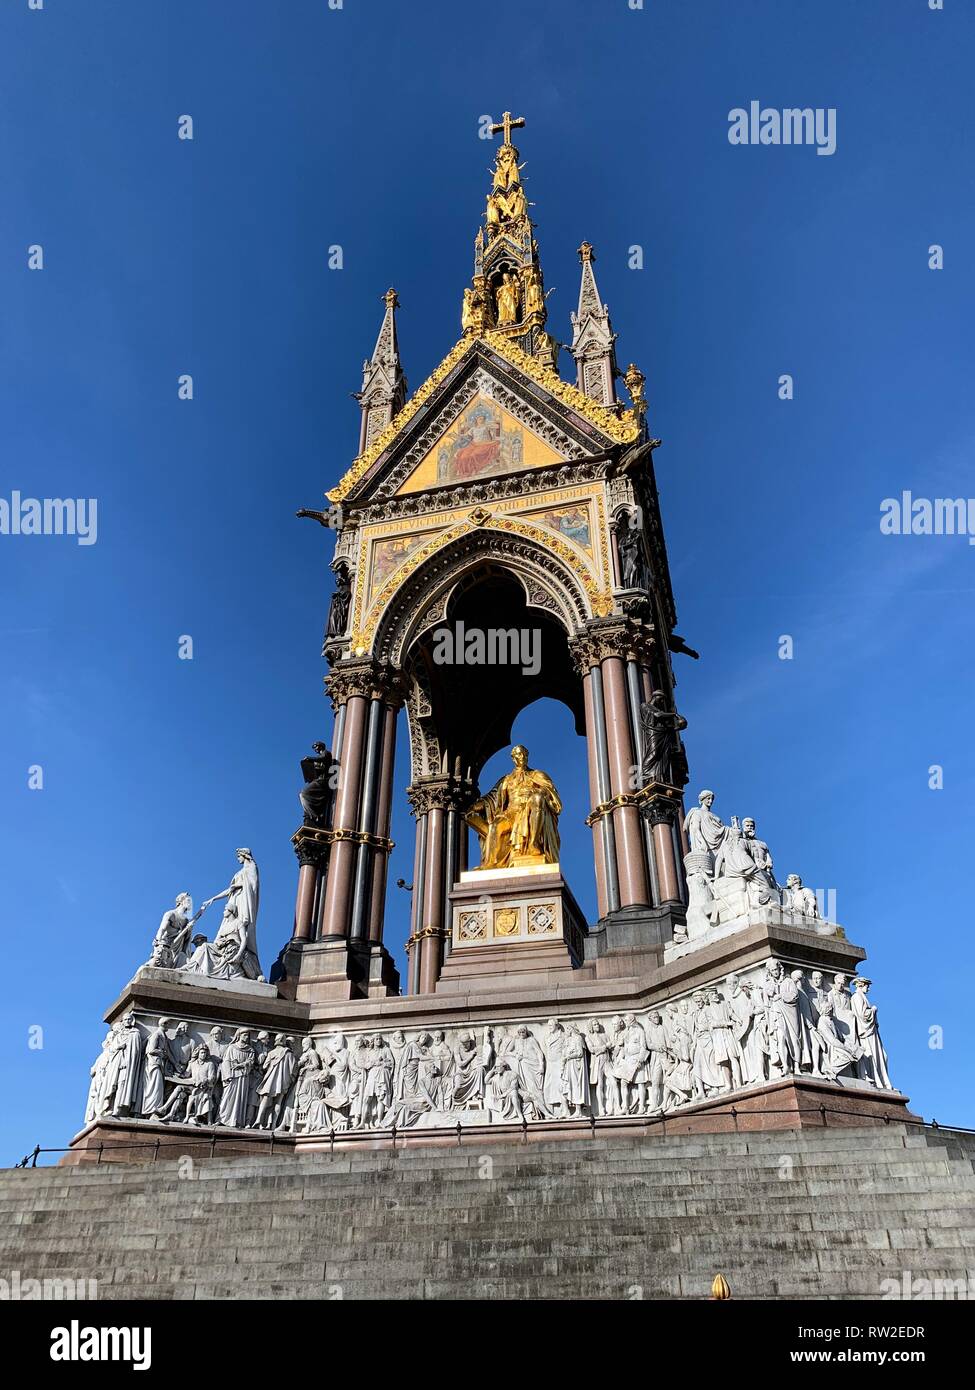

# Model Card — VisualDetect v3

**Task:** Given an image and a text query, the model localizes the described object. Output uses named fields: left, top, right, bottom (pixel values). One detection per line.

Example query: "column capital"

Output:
left=291, top=825, right=331, bottom=869
left=568, top=617, right=655, bottom=673
left=640, top=786, right=683, bottom=828
left=406, top=775, right=475, bottom=818
left=325, top=658, right=407, bottom=709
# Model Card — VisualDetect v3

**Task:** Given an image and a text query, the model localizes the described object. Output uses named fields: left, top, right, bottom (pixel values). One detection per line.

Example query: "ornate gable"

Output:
left=328, top=333, right=638, bottom=507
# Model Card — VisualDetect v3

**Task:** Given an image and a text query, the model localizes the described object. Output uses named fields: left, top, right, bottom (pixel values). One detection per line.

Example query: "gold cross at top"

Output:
left=490, top=111, right=525, bottom=146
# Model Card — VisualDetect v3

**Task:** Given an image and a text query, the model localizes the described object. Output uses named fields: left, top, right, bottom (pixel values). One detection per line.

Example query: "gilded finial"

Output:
left=383, top=287, right=399, bottom=310
left=710, top=1274, right=732, bottom=1301
left=624, top=362, right=647, bottom=414
left=578, top=241, right=595, bottom=264
left=489, top=111, right=526, bottom=147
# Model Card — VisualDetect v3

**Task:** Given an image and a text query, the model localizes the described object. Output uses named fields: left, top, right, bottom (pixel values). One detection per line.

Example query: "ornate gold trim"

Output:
left=481, top=332, right=639, bottom=445
left=326, top=333, right=638, bottom=504
left=291, top=826, right=395, bottom=852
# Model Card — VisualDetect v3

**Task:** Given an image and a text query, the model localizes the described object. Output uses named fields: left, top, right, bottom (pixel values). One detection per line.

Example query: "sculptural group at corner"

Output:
left=680, top=789, right=824, bottom=942
left=141, top=847, right=264, bottom=984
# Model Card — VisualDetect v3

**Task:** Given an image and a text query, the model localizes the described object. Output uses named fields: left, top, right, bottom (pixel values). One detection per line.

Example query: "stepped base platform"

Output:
left=4, top=1125, right=974, bottom=1300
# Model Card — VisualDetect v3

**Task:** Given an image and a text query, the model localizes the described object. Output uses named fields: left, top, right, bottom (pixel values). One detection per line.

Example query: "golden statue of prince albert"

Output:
left=464, top=745, right=562, bottom=870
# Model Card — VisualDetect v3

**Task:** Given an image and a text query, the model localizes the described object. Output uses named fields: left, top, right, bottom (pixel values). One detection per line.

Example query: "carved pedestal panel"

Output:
left=439, top=865, right=587, bottom=994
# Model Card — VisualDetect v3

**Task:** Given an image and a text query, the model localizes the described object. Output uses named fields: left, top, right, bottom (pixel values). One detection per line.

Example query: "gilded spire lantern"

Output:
left=463, top=113, right=558, bottom=369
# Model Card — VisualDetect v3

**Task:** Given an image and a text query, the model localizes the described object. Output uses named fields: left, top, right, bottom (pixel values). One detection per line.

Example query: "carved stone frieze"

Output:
left=85, top=963, right=897, bottom=1136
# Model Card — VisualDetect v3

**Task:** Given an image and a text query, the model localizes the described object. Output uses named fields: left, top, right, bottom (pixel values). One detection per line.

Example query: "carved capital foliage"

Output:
left=642, top=789, right=683, bottom=828
left=291, top=827, right=330, bottom=870
left=407, top=776, right=477, bottom=818
left=324, top=659, right=407, bottom=709
left=568, top=617, right=655, bottom=673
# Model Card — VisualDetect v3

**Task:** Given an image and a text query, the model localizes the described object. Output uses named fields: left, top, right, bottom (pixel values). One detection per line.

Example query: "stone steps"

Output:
left=3, top=1125, right=972, bottom=1300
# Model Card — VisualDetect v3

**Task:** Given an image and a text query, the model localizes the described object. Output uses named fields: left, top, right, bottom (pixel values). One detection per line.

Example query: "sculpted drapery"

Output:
left=465, top=745, right=561, bottom=870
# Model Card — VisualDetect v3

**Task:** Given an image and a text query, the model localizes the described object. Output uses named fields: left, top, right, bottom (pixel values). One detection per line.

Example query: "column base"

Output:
left=584, top=902, right=686, bottom=977
left=284, top=937, right=400, bottom=1004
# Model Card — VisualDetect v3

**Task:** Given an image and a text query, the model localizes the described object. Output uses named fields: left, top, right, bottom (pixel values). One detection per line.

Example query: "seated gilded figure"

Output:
left=464, top=745, right=561, bottom=870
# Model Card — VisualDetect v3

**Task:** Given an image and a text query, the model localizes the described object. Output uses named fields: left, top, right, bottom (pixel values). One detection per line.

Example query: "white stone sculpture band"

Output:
left=84, top=965, right=895, bottom=1138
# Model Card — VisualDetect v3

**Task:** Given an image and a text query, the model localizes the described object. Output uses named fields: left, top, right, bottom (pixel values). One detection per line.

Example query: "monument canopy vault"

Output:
left=67, top=114, right=913, bottom=1164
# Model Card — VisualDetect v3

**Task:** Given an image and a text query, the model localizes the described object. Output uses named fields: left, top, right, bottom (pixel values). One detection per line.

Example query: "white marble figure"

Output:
left=85, top=1031, right=115, bottom=1124
left=486, top=1060, right=524, bottom=1121
left=254, top=1034, right=295, bottom=1130
left=585, top=1019, right=620, bottom=1116
left=816, top=997, right=863, bottom=1081
left=142, top=1017, right=180, bottom=1116
left=103, top=1012, right=145, bottom=1118
left=706, top=988, right=742, bottom=1092
left=851, top=977, right=892, bottom=1089
left=147, top=894, right=198, bottom=970
left=218, top=1029, right=255, bottom=1128
left=560, top=1024, right=589, bottom=1116
left=783, top=874, right=819, bottom=919
left=644, top=1010, right=669, bottom=1112
left=505, top=1026, right=550, bottom=1120
left=615, top=1014, right=650, bottom=1115
left=683, top=790, right=727, bottom=861
left=452, top=1030, right=487, bottom=1108
left=185, top=849, right=262, bottom=981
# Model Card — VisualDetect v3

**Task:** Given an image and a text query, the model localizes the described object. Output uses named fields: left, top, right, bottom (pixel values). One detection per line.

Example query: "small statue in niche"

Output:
left=639, top=691, right=688, bottom=787
left=495, top=271, right=521, bottom=325
left=299, top=742, right=335, bottom=826
left=325, top=564, right=351, bottom=640
left=616, top=512, right=649, bottom=590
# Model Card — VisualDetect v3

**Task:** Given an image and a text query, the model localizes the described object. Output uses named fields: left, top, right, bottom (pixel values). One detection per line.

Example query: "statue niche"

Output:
left=464, top=744, right=562, bottom=870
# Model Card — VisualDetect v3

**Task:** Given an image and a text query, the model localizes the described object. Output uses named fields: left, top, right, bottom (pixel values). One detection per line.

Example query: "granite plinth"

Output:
left=134, top=966, right=278, bottom=998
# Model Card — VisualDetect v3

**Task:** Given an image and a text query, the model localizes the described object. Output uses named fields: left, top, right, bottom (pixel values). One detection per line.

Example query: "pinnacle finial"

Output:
left=383, top=287, right=399, bottom=310
left=489, top=111, right=526, bottom=147
left=578, top=241, right=595, bottom=264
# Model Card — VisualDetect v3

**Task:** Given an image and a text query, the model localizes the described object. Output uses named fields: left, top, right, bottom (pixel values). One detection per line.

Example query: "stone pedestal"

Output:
left=282, top=937, right=400, bottom=1004
left=437, top=864, right=587, bottom=993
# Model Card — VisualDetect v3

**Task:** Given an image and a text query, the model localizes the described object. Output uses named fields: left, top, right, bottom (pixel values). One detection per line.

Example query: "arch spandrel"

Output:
left=363, top=519, right=607, bottom=668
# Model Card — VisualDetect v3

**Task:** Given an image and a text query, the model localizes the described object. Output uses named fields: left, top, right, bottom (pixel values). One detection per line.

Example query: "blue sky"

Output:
left=1, top=0, right=972, bottom=1159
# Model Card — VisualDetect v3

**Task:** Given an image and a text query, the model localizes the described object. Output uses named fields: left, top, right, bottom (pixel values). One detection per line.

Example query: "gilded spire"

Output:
left=462, top=113, right=558, bottom=370
left=355, top=288, right=406, bottom=454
